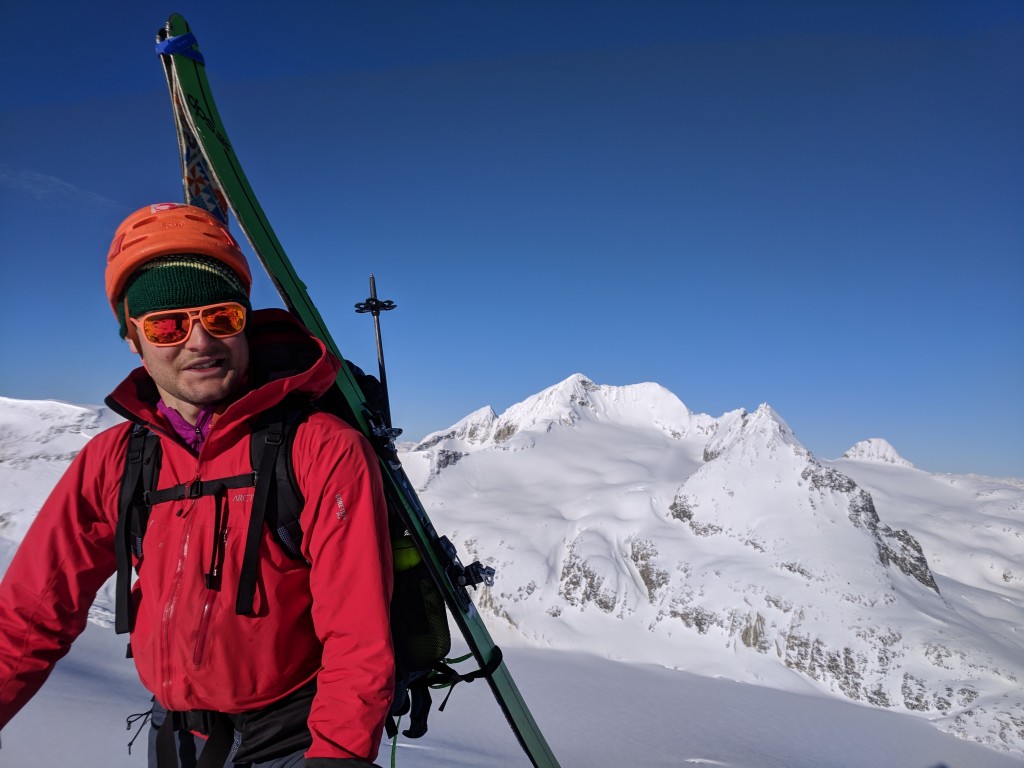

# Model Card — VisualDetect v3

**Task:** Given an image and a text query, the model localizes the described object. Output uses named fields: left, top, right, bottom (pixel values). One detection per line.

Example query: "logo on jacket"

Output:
left=335, top=493, right=347, bottom=521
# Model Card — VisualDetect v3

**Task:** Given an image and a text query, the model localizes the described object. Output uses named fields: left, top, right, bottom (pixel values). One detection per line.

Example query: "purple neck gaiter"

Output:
left=157, top=400, right=215, bottom=452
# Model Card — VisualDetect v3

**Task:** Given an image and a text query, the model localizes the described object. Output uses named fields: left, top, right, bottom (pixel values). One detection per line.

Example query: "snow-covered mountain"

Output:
left=842, top=437, right=914, bottom=467
left=0, top=396, right=123, bottom=542
left=404, top=374, right=1024, bottom=757
left=2, top=380, right=1022, bottom=759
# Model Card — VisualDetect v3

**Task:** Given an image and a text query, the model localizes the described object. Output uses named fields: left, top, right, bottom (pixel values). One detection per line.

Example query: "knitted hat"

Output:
left=117, top=254, right=252, bottom=338
left=106, top=204, right=253, bottom=338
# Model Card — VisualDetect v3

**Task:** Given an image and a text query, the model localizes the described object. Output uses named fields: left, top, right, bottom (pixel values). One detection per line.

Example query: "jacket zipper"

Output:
left=194, top=525, right=228, bottom=667
left=193, top=591, right=215, bottom=667
left=161, top=502, right=197, bottom=710
left=159, top=464, right=203, bottom=709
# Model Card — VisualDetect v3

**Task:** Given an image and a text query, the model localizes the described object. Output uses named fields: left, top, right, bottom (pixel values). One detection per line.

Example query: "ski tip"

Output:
left=165, top=13, right=190, bottom=32
left=155, top=15, right=204, bottom=66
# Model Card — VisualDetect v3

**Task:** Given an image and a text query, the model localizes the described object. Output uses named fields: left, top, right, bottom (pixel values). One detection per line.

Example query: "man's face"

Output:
left=128, top=312, right=249, bottom=419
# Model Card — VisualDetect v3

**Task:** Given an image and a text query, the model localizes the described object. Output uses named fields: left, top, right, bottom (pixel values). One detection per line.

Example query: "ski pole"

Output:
left=354, top=274, right=397, bottom=426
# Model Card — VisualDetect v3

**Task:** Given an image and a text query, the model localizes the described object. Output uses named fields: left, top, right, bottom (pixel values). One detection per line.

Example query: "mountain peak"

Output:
left=842, top=438, right=913, bottom=467
left=414, top=405, right=498, bottom=451
left=482, top=374, right=693, bottom=446
left=703, top=402, right=805, bottom=463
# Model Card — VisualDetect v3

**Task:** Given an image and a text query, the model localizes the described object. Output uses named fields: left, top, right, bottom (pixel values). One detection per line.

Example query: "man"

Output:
left=0, top=203, right=395, bottom=766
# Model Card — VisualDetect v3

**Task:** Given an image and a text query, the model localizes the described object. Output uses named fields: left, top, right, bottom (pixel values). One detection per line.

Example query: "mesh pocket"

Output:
left=391, top=562, right=451, bottom=673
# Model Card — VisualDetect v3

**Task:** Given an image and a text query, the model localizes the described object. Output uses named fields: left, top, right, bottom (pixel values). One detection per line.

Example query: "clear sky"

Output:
left=1, top=2, right=1021, bottom=476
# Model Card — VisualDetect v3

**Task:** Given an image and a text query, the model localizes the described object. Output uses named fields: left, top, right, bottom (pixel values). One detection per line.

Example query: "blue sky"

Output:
left=1, top=2, right=1021, bottom=476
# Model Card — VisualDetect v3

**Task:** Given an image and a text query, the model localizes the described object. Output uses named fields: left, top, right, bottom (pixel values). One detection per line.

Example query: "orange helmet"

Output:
left=105, top=203, right=252, bottom=318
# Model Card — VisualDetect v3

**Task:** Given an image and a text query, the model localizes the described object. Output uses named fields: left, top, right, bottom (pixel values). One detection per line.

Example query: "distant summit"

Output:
left=416, top=373, right=699, bottom=453
left=842, top=438, right=913, bottom=467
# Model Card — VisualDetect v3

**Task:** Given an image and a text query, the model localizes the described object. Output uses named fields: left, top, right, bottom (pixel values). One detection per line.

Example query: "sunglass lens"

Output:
left=142, top=313, right=190, bottom=345
left=201, top=304, right=246, bottom=337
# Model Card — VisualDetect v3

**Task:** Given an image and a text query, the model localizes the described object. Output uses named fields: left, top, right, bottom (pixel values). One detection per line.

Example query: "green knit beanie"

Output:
left=117, top=254, right=251, bottom=338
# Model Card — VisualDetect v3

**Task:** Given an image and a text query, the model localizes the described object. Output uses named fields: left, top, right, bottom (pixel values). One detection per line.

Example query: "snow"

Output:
left=0, top=396, right=123, bottom=541
left=4, top=622, right=1022, bottom=767
left=1, top=386, right=1023, bottom=766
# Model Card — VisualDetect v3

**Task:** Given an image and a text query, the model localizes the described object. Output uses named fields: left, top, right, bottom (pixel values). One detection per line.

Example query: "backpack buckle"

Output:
left=186, top=479, right=204, bottom=499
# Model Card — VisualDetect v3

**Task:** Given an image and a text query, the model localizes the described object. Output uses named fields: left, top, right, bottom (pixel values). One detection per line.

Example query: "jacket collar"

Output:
left=105, top=309, right=341, bottom=440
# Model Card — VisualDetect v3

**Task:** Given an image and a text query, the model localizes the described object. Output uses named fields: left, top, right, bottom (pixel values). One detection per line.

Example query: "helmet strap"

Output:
left=123, top=295, right=144, bottom=357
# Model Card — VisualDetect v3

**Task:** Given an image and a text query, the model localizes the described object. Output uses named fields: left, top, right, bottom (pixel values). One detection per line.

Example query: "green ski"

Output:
left=155, top=13, right=560, bottom=768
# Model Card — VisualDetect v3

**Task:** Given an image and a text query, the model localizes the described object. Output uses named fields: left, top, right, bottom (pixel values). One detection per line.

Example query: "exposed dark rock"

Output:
left=668, top=492, right=694, bottom=522
left=801, top=464, right=857, bottom=494
left=781, top=561, right=813, bottom=579
left=630, top=539, right=669, bottom=602
left=493, top=421, right=518, bottom=443
left=803, top=462, right=940, bottom=593
left=559, top=538, right=617, bottom=613
left=414, top=430, right=458, bottom=451
left=848, top=490, right=940, bottom=593
left=689, top=520, right=723, bottom=537
left=738, top=611, right=771, bottom=653
left=669, top=603, right=718, bottom=634
left=435, top=449, right=465, bottom=472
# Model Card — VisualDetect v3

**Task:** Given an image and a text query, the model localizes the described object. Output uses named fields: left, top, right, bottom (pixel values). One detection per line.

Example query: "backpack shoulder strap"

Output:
left=235, top=401, right=314, bottom=615
left=115, top=423, right=162, bottom=635
left=254, top=402, right=312, bottom=558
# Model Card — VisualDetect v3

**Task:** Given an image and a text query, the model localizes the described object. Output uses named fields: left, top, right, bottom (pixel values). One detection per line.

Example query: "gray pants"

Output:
left=148, top=700, right=306, bottom=768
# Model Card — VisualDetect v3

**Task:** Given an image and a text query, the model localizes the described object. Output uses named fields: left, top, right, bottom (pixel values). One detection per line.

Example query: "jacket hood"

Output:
left=105, top=308, right=342, bottom=440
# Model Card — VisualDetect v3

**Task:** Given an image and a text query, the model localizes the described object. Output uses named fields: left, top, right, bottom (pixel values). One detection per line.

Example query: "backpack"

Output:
left=113, top=372, right=455, bottom=741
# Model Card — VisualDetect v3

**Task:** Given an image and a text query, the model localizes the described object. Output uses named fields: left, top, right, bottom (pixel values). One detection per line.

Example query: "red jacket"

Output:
left=0, top=310, right=395, bottom=761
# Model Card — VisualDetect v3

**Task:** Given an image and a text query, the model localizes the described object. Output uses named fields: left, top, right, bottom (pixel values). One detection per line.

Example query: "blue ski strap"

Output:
left=156, top=32, right=206, bottom=65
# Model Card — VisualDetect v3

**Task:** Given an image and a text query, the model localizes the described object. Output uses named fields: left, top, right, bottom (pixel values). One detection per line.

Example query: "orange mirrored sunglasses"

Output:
left=130, top=302, right=247, bottom=347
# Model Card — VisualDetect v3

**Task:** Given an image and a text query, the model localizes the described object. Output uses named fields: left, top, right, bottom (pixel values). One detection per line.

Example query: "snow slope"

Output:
left=0, top=396, right=122, bottom=542
left=5, top=620, right=1023, bottom=768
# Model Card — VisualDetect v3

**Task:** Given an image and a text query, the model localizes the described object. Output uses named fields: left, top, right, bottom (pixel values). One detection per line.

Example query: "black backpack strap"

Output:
left=235, top=413, right=287, bottom=616
left=251, top=402, right=314, bottom=554
left=145, top=473, right=255, bottom=506
left=155, top=710, right=233, bottom=768
left=235, top=401, right=314, bottom=615
left=115, top=424, right=161, bottom=635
